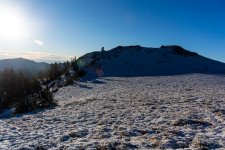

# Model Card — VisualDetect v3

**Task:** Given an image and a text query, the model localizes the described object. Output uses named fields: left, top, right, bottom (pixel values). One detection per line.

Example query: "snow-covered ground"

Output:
left=0, top=74, right=225, bottom=149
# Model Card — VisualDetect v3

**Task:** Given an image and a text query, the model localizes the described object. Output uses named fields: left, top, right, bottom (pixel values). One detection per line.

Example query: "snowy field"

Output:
left=0, top=74, right=225, bottom=149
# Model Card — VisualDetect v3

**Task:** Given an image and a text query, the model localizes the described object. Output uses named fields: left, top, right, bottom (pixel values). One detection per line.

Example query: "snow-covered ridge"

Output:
left=77, top=45, right=225, bottom=78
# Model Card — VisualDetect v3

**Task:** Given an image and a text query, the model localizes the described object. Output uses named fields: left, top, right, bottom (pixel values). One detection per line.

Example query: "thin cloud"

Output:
left=0, top=50, right=72, bottom=63
left=34, top=39, right=44, bottom=46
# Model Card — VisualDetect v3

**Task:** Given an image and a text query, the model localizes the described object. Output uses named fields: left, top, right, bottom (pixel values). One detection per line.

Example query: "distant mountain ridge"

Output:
left=0, top=58, right=50, bottom=74
left=77, top=45, right=225, bottom=78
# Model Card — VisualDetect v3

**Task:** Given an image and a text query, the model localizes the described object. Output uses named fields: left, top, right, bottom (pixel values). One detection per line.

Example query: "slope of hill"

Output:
left=0, top=58, right=50, bottom=74
left=1, top=74, right=225, bottom=149
left=77, top=45, right=225, bottom=78
left=0, top=46, right=225, bottom=149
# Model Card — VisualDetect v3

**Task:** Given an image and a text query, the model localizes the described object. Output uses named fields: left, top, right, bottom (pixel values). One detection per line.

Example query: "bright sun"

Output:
left=0, top=6, right=28, bottom=41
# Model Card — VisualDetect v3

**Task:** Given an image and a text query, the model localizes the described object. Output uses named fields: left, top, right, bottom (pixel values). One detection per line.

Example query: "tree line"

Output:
left=0, top=57, right=84, bottom=114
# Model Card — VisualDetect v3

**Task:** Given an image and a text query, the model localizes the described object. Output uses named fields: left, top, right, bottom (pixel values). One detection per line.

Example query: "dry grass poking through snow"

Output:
left=0, top=74, right=225, bottom=149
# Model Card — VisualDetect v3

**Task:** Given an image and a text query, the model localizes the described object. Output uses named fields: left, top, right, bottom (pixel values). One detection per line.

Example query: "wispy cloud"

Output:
left=0, top=50, right=72, bottom=63
left=34, top=39, right=44, bottom=46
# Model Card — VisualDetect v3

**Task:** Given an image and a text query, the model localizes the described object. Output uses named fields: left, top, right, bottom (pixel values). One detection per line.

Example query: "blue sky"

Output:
left=0, top=0, right=225, bottom=62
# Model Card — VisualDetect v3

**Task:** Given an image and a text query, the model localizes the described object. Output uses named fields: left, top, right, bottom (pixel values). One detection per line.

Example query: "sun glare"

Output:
left=0, top=6, right=28, bottom=41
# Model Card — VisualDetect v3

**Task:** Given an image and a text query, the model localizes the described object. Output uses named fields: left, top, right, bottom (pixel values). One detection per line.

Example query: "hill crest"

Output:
left=0, top=57, right=50, bottom=73
left=76, top=45, right=225, bottom=78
